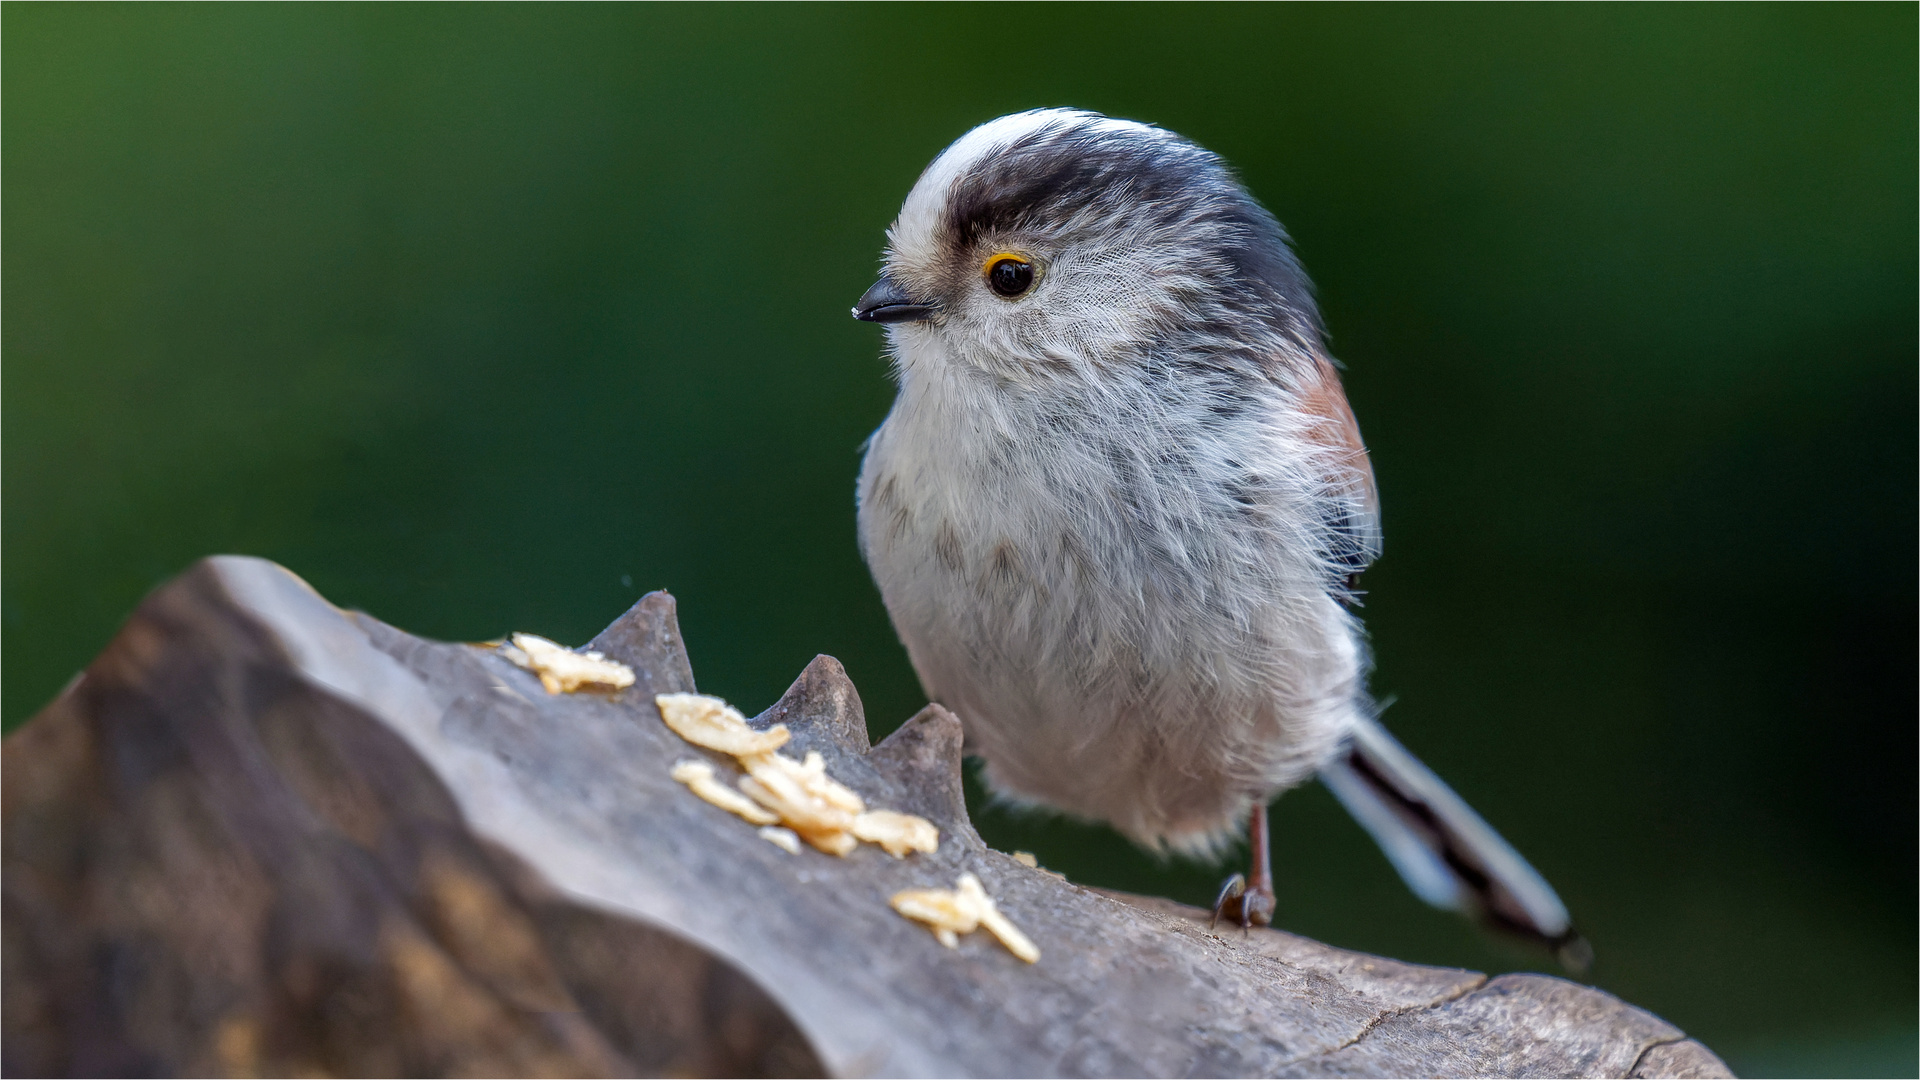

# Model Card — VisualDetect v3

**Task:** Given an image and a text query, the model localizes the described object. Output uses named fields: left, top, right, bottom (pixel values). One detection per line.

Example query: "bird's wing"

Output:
left=1295, top=355, right=1382, bottom=586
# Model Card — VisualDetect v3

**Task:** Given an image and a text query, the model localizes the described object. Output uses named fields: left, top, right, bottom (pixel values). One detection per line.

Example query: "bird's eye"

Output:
left=984, top=255, right=1036, bottom=299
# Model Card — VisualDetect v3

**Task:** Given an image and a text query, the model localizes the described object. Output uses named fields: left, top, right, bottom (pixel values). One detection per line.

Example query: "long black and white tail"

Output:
left=1319, top=712, right=1592, bottom=971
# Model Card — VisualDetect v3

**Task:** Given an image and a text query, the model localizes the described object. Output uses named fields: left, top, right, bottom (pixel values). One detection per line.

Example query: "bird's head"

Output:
left=854, top=108, right=1324, bottom=383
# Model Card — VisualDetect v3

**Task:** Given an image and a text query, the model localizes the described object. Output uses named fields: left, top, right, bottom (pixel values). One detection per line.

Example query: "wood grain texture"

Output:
left=1, top=556, right=1731, bottom=1078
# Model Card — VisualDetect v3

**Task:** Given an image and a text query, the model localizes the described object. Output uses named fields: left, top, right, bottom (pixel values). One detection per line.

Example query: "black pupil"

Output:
left=988, top=259, right=1034, bottom=297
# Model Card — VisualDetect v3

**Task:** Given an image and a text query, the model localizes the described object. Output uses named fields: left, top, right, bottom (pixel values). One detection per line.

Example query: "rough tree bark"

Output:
left=2, top=556, right=1730, bottom=1078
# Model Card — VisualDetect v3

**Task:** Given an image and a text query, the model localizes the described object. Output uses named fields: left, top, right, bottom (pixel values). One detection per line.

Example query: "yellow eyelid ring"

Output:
left=982, top=252, right=1034, bottom=276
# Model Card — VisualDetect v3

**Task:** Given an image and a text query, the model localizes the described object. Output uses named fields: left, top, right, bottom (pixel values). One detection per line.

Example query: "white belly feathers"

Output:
left=856, top=353, right=1363, bottom=853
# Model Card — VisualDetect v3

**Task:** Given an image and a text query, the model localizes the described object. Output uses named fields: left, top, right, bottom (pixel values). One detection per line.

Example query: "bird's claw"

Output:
left=1210, top=872, right=1274, bottom=931
left=1211, top=873, right=1245, bottom=929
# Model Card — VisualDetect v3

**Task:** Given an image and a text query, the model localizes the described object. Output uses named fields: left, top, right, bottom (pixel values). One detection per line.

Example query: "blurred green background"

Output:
left=5, top=5, right=1914, bottom=1075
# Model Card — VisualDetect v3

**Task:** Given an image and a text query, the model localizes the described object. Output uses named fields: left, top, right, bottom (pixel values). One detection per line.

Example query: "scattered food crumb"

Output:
left=853, top=810, right=941, bottom=858
left=1010, top=849, right=1067, bottom=880
left=891, top=885, right=975, bottom=947
left=653, top=693, right=939, bottom=860
left=657, top=693, right=790, bottom=756
left=671, top=760, right=778, bottom=825
left=891, top=872, right=1040, bottom=963
left=735, top=748, right=869, bottom=854
left=744, top=749, right=865, bottom=815
left=499, top=633, right=636, bottom=694
left=737, top=775, right=855, bottom=853
left=758, top=826, right=802, bottom=855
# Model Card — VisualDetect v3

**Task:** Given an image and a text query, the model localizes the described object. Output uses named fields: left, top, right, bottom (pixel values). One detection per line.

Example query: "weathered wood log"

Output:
left=1, top=556, right=1730, bottom=1078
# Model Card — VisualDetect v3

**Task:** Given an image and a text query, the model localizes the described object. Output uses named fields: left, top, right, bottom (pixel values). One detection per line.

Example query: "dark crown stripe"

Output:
left=942, top=116, right=1325, bottom=350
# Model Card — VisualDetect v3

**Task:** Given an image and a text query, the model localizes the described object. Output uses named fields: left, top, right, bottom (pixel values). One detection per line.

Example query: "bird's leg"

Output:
left=1210, top=803, right=1275, bottom=930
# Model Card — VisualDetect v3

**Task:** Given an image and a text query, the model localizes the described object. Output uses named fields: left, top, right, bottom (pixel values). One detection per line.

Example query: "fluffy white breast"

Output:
left=857, top=334, right=1364, bottom=852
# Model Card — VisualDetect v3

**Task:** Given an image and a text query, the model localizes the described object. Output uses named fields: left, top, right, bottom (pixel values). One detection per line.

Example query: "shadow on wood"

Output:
left=1, top=557, right=1731, bottom=1078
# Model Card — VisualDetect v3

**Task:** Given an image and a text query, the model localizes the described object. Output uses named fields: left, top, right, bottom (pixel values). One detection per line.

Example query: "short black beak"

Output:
left=852, top=275, right=937, bottom=323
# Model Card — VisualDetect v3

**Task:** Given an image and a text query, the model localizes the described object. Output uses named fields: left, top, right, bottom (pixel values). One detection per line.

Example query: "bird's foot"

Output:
left=1210, top=872, right=1274, bottom=930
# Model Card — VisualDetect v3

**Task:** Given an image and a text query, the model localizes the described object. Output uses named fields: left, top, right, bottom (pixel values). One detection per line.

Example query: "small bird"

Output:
left=852, top=108, right=1584, bottom=964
